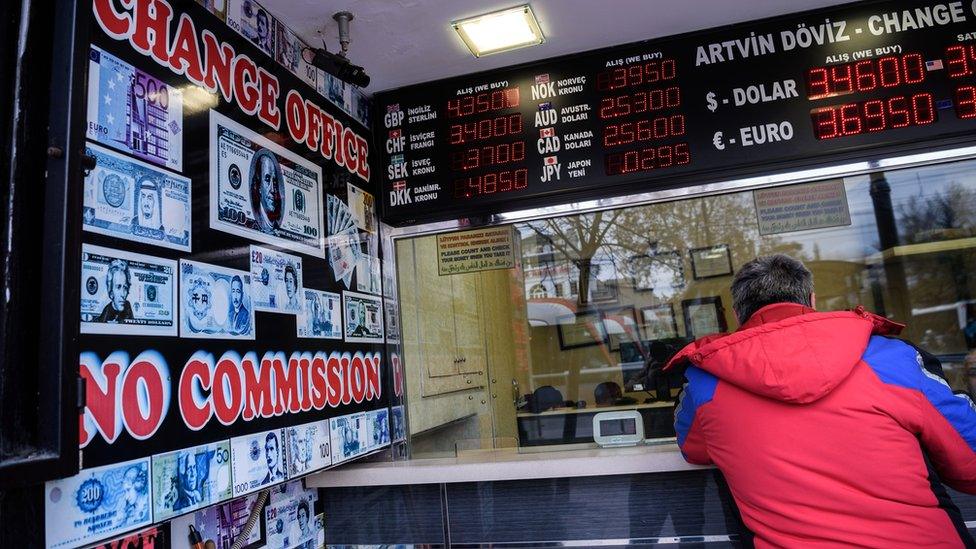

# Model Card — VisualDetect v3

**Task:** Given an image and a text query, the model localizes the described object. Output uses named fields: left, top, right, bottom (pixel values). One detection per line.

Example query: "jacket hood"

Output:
left=665, top=304, right=904, bottom=404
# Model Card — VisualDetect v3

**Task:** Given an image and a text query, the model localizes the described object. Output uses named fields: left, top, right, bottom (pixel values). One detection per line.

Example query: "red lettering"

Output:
left=202, top=31, right=234, bottom=101
left=392, top=353, right=403, bottom=398
left=257, top=68, right=281, bottom=129
left=297, top=356, right=313, bottom=412
left=121, top=360, right=166, bottom=439
left=356, top=136, right=370, bottom=181
left=212, top=357, right=244, bottom=425
left=365, top=355, right=381, bottom=401
left=243, top=356, right=274, bottom=420
left=233, top=55, right=259, bottom=115
left=326, top=355, right=342, bottom=407
left=310, top=355, right=328, bottom=409
left=320, top=111, right=336, bottom=160
left=178, top=358, right=212, bottom=431
left=343, top=128, right=358, bottom=176
left=131, top=0, right=173, bottom=62
left=350, top=355, right=367, bottom=403
left=273, top=357, right=302, bottom=414
left=92, top=0, right=133, bottom=39
left=168, top=14, right=204, bottom=82
left=304, top=101, right=323, bottom=152
left=285, top=90, right=307, bottom=143
left=333, top=120, right=346, bottom=167
left=80, top=360, right=123, bottom=445
left=340, top=354, right=352, bottom=405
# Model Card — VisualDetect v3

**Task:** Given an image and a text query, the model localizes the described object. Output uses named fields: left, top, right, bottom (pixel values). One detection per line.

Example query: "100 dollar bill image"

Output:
left=87, top=46, right=183, bottom=172
left=80, top=244, right=177, bottom=336
left=45, top=457, right=152, bottom=549
left=210, top=110, right=324, bottom=258
left=83, top=142, right=191, bottom=252
left=151, top=441, right=232, bottom=522
left=180, top=260, right=255, bottom=340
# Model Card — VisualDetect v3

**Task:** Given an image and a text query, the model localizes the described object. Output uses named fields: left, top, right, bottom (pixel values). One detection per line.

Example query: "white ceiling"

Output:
left=264, top=0, right=855, bottom=94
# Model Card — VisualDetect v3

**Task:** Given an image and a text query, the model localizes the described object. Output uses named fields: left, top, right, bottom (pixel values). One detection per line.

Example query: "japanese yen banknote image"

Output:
left=83, top=142, right=191, bottom=252
left=297, top=288, right=342, bottom=339
left=87, top=46, right=183, bottom=172
left=231, top=429, right=288, bottom=497
left=80, top=244, right=177, bottom=336
left=180, top=260, right=255, bottom=339
left=285, top=419, right=332, bottom=477
left=45, top=457, right=152, bottom=549
left=151, top=441, right=233, bottom=522
left=264, top=480, right=319, bottom=549
left=250, top=245, right=304, bottom=314
left=210, top=110, right=324, bottom=257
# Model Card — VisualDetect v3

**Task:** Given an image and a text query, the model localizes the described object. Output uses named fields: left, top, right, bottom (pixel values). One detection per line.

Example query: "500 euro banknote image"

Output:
left=209, top=110, right=324, bottom=258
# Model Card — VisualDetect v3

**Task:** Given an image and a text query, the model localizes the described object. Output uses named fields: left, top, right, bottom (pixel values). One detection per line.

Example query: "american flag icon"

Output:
left=535, top=74, right=550, bottom=84
left=540, top=127, right=555, bottom=138
left=544, top=156, right=558, bottom=166
left=389, top=129, right=401, bottom=139
left=926, top=59, right=943, bottom=71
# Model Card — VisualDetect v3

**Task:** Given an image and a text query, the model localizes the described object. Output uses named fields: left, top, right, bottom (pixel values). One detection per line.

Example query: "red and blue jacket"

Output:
left=666, top=302, right=976, bottom=548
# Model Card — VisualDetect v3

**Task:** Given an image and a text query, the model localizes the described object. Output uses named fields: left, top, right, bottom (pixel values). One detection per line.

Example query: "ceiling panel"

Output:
left=263, top=0, right=856, bottom=93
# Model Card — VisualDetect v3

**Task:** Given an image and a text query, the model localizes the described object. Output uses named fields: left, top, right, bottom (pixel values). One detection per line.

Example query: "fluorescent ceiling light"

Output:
left=453, top=5, right=545, bottom=57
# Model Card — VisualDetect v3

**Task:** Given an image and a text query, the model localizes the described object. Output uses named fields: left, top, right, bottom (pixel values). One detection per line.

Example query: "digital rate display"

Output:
left=378, top=0, right=976, bottom=224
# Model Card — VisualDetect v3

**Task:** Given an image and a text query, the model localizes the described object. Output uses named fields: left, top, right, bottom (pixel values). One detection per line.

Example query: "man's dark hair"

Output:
left=731, top=254, right=813, bottom=324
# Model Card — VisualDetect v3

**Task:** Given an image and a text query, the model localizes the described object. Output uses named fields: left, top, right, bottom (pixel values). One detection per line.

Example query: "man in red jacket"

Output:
left=668, top=254, right=976, bottom=547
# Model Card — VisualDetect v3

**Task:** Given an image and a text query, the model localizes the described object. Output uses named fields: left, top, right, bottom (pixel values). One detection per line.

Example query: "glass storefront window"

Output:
left=395, top=158, right=976, bottom=456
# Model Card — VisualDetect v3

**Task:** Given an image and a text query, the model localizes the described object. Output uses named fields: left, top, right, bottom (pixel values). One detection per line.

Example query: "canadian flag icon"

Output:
left=544, top=155, right=558, bottom=166
left=540, top=127, right=555, bottom=138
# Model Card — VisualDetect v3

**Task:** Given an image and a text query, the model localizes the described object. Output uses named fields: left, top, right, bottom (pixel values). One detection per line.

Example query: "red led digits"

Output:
left=603, top=115, right=686, bottom=147
left=806, top=53, right=926, bottom=99
left=954, top=86, right=976, bottom=119
left=451, top=141, right=527, bottom=171
left=811, top=93, right=936, bottom=140
left=453, top=168, right=529, bottom=199
left=596, top=59, right=677, bottom=91
left=946, top=45, right=976, bottom=78
left=599, top=87, right=681, bottom=119
left=449, top=114, right=523, bottom=145
left=446, top=87, right=520, bottom=118
left=604, top=144, right=690, bottom=175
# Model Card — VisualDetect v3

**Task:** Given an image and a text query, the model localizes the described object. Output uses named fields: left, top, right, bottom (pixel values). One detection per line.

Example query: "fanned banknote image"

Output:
left=45, top=457, right=152, bottom=548
left=297, top=288, right=342, bottom=339
left=250, top=245, right=304, bottom=314
left=87, top=46, right=183, bottom=172
left=285, top=419, right=332, bottom=477
left=326, top=194, right=361, bottom=289
left=230, top=428, right=288, bottom=497
left=264, top=480, right=319, bottom=549
left=83, top=142, right=191, bottom=252
left=180, top=260, right=255, bottom=340
left=210, top=110, right=324, bottom=257
left=80, top=244, right=177, bottom=336
left=151, top=440, right=232, bottom=522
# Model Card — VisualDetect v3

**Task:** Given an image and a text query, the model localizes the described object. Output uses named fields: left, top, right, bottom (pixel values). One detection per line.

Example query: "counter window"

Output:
left=395, top=159, right=976, bottom=456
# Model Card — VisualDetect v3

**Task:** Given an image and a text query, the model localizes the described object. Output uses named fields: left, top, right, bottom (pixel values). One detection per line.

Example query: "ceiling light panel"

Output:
left=453, top=5, right=545, bottom=57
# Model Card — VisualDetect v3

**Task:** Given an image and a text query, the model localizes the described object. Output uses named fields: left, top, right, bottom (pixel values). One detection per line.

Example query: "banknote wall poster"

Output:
left=68, top=2, right=387, bottom=545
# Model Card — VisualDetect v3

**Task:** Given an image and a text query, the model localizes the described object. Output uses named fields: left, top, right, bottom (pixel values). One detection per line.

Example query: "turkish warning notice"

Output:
left=754, top=179, right=851, bottom=236
left=437, top=225, right=516, bottom=276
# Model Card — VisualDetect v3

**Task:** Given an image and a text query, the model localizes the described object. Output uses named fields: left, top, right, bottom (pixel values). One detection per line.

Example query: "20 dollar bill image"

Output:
left=45, top=457, right=152, bottom=548
left=210, top=110, right=324, bottom=258
left=80, top=244, right=177, bottom=336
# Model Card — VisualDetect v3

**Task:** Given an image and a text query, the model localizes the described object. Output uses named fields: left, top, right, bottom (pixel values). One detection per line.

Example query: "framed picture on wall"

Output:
left=640, top=304, right=679, bottom=340
left=556, top=311, right=608, bottom=350
left=628, top=251, right=685, bottom=297
left=682, top=297, right=728, bottom=339
left=689, top=245, right=733, bottom=280
left=600, top=306, right=640, bottom=352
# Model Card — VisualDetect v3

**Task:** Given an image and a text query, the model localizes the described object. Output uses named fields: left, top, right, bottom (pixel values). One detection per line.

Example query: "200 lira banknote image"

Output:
left=210, top=110, right=324, bottom=257
left=45, top=457, right=152, bottom=548
left=231, top=428, right=288, bottom=497
left=80, top=244, right=177, bottom=336
left=83, top=142, right=191, bottom=252
left=151, top=440, right=233, bottom=522
left=180, top=260, right=255, bottom=340
left=285, top=419, right=332, bottom=477
left=250, top=245, right=304, bottom=314
left=87, top=46, right=183, bottom=172
left=297, top=288, right=342, bottom=340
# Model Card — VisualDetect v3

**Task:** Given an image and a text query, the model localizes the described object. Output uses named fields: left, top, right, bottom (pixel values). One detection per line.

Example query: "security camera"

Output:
left=304, top=47, right=370, bottom=88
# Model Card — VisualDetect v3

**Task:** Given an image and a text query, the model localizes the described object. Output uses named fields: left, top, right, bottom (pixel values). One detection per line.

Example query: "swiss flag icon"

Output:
left=544, top=155, right=558, bottom=166
left=540, top=127, right=555, bottom=138
left=389, top=129, right=401, bottom=139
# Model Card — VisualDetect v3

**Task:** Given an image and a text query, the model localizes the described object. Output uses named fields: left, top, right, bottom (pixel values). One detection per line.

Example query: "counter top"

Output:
left=305, top=442, right=710, bottom=488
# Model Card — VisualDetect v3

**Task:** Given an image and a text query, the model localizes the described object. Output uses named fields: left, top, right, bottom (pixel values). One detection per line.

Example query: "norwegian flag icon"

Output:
left=544, top=156, right=558, bottom=166
left=535, top=74, right=550, bottom=84
left=540, top=127, right=555, bottom=138
left=389, top=129, right=401, bottom=139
